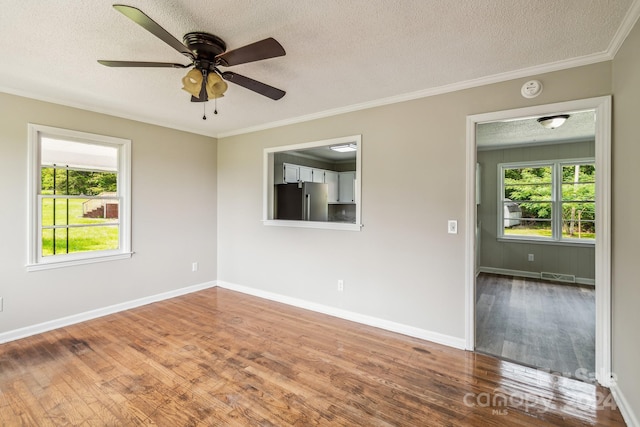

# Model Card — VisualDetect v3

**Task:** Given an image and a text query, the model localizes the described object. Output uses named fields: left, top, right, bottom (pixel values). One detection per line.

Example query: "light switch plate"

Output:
left=448, top=220, right=458, bottom=234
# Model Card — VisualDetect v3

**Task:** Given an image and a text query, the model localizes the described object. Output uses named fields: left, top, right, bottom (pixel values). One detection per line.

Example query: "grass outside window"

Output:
left=40, top=197, right=119, bottom=256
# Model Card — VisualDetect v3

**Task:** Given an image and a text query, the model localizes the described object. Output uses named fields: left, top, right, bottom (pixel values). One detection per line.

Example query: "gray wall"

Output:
left=477, top=141, right=595, bottom=280
left=0, top=93, right=217, bottom=334
left=612, top=15, right=640, bottom=420
left=217, top=62, right=612, bottom=340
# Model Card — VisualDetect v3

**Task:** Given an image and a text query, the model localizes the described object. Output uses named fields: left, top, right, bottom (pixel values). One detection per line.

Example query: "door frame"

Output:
left=464, top=96, right=612, bottom=386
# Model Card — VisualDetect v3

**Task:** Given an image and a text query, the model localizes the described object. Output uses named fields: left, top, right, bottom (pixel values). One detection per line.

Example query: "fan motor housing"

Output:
left=183, top=32, right=227, bottom=60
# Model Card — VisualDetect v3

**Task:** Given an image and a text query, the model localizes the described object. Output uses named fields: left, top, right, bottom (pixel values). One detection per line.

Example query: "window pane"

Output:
left=561, top=202, right=595, bottom=240
left=504, top=218, right=553, bottom=238
left=42, top=228, right=53, bottom=256
left=562, top=164, right=595, bottom=205
left=562, top=182, right=595, bottom=202
left=42, top=198, right=119, bottom=226
left=41, top=167, right=117, bottom=196
left=67, top=226, right=119, bottom=254
left=54, top=198, right=69, bottom=225
left=503, top=201, right=552, bottom=238
left=79, top=198, right=119, bottom=224
left=41, top=167, right=73, bottom=196
left=42, top=228, right=69, bottom=256
left=42, top=225, right=119, bottom=257
left=41, top=198, right=53, bottom=226
left=40, top=198, right=73, bottom=226
left=562, top=164, right=595, bottom=184
left=504, top=166, right=552, bottom=202
left=518, top=201, right=552, bottom=221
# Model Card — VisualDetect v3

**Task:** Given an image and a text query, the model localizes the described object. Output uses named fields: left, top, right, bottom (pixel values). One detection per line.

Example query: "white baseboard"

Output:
left=217, top=281, right=466, bottom=350
left=1, top=279, right=466, bottom=351
left=478, top=266, right=595, bottom=286
left=0, top=281, right=217, bottom=344
left=610, top=380, right=639, bottom=427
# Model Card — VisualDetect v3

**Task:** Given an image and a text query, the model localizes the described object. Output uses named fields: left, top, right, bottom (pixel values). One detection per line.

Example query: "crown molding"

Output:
left=608, top=0, right=640, bottom=57
left=217, top=51, right=611, bottom=138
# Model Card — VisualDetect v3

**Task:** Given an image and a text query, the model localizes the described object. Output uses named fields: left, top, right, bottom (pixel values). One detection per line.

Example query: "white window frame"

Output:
left=498, top=158, right=595, bottom=245
left=263, top=135, right=362, bottom=231
left=27, top=124, right=132, bottom=271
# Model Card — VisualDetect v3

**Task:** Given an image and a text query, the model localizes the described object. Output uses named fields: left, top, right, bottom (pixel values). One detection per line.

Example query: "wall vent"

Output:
left=540, top=272, right=576, bottom=283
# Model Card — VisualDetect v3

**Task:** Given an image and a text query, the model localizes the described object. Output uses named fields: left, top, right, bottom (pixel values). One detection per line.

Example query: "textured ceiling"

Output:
left=477, top=110, right=596, bottom=149
left=1, top=1, right=638, bottom=138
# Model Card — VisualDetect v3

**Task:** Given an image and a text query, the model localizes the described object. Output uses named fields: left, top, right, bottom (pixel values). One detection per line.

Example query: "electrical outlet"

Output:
left=528, top=254, right=534, bottom=262
left=337, top=280, right=344, bottom=292
left=448, top=220, right=458, bottom=234
left=192, top=262, right=198, bottom=272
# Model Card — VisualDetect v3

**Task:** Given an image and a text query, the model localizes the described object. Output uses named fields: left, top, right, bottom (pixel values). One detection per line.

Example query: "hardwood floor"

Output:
left=0, top=287, right=624, bottom=426
left=476, top=274, right=595, bottom=382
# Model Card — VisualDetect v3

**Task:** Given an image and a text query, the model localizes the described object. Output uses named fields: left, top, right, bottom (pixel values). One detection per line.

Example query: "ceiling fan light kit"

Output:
left=99, top=4, right=286, bottom=115
left=181, top=69, right=205, bottom=97
left=181, top=70, right=228, bottom=99
left=205, top=73, right=228, bottom=99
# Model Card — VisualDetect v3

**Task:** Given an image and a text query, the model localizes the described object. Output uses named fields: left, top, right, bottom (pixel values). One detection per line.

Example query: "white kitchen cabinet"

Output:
left=299, top=166, right=313, bottom=182
left=312, top=168, right=325, bottom=183
left=284, top=163, right=330, bottom=184
left=325, top=171, right=339, bottom=203
left=283, top=163, right=299, bottom=183
left=338, top=171, right=356, bottom=203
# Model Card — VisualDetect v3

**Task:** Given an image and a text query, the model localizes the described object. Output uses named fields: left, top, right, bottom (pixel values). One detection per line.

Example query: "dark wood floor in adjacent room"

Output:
left=0, top=287, right=624, bottom=426
left=476, top=273, right=595, bottom=381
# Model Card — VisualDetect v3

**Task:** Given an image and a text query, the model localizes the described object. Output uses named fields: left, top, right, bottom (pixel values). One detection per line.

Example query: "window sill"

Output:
left=26, top=252, right=133, bottom=272
left=497, top=237, right=594, bottom=247
left=263, top=220, right=362, bottom=231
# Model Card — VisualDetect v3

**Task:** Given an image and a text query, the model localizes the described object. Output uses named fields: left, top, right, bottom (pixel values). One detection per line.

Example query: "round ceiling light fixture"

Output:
left=537, top=114, right=570, bottom=129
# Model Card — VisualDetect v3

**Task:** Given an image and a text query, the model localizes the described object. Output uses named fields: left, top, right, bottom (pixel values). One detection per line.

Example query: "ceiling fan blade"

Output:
left=216, top=38, right=285, bottom=67
left=98, top=60, right=190, bottom=68
left=222, top=71, right=285, bottom=100
left=113, top=4, right=193, bottom=59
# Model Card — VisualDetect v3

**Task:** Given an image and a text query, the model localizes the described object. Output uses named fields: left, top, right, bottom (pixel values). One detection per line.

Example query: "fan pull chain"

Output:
left=201, top=97, right=220, bottom=120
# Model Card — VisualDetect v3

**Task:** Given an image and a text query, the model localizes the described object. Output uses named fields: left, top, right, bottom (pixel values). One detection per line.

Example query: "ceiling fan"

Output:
left=98, top=4, right=286, bottom=106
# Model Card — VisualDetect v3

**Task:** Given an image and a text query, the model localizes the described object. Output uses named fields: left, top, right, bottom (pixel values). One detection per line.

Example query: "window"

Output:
left=27, top=124, right=132, bottom=271
left=263, top=135, right=362, bottom=231
left=499, top=159, right=595, bottom=244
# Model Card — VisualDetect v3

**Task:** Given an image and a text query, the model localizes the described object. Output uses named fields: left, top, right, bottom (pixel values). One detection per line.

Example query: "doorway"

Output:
left=464, top=96, right=612, bottom=386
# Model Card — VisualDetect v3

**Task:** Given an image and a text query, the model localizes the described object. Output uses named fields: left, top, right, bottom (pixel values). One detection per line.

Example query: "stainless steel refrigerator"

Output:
left=275, top=182, right=328, bottom=221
